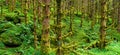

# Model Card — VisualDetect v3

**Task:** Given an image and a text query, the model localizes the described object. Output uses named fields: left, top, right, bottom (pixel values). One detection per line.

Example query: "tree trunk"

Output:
left=117, top=0, right=120, bottom=32
left=5, top=0, right=9, bottom=6
left=12, top=0, right=16, bottom=11
left=41, top=0, right=50, bottom=55
left=56, top=0, right=63, bottom=55
left=80, top=0, right=84, bottom=27
left=24, top=0, right=28, bottom=24
left=38, top=0, right=42, bottom=24
left=33, top=0, right=37, bottom=49
left=99, top=0, right=107, bottom=48
left=69, top=0, right=74, bottom=33
left=0, top=0, right=3, bottom=18
left=111, top=0, right=116, bottom=28
left=28, top=0, right=31, bottom=9
left=9, top=0, right=16, bottom=12
left=91, top=0, right=96, bottom=29
left=21, top=0, right=24, bottom=13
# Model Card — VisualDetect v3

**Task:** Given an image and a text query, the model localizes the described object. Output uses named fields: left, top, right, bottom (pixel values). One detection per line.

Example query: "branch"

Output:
left=62, top=41, right=79, bottom=49
left=69, top=49, right=81, bottom=55
left=62, top=32, right=73, bottom=38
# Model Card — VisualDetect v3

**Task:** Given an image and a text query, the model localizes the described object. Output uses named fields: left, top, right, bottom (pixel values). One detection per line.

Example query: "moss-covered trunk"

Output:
left=9, top=0, right=16, bottom=12
left=33, top=0, right=37, bottom=49
left=69, top=0, right=74, bottom=33
left=91, top=0, right=96, bottom=29
left=21, top=0, right=24, bottom=13
left=117, top=0, right=120, bottom=32
left=41, top=0, right=50, bottom=55
left=99, top=0, right=107, bottom=48
left=80, top=0, right=84, bottom=27
left=0, top=0, right=3, bottom=18
left=38, top=0, right=42, bottom=24
left=24, top=0, right=28, bottom=24
left=56, top=0, right=62, bottom=55
left=111, top=0, right=117, bottom=28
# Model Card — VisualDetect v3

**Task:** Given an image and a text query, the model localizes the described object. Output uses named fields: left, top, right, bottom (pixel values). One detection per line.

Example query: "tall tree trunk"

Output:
left=12, top=0, right=16, bottom=11
left=28, top=0, right=30, bottom=9
left=8, top=0, right=11, bottom=11
left=91, top=0, right=96, bottom=29
left=0, top=0, right=3, bottom=18
left=41, top=0, right=50, bottom=55
left=38, top=0, right=42, bottom=24
left=9, top=0, right=16, bottom=12
left=5, top=0, right=9, bottom=6
left=88, top=0, right=92, bottom=20
left=80, top=0, right=84, bottom=27
left=56, top=0, right=63, bottom=55
left=111, top=0, right=116, bottom=28
left=33, top=0, right=37, bottom=49
left=117, top=0, right=120, bottom=32
left=21, top=0, right=24, bottom=13
left=99, top=0, right=107, bottom=48
left=24, top=0, right=28, bottom=24
left=87, top=0, right=90, bottom=20
left=69, top=0, right=74, bottom=33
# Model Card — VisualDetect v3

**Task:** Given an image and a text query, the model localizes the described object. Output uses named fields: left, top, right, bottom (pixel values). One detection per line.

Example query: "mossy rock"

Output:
left=2, top=37, right=22, bottom=48
left=0, top=25, right=23, bottom=48
left=4, top=12, right=21, bottom=24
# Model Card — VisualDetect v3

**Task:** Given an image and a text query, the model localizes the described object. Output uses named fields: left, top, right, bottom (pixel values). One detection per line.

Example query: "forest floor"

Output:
left=0, top=15, right=120, bottom=55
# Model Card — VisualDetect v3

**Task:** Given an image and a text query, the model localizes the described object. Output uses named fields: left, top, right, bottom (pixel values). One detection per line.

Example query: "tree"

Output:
left=9, top=0, right=16, bottom=12
left=56, top=0, right=63, bottom=55
left=41, top=0, right=50, bottom=55
left=112, top=0, right=119, bottom=28
left=12, top=0, right=16, bottom=11
left=37, top=0, right=42, bottom=24
left=91, top=0, right=96, bottom=29
left=99, top=0, right=107, bottom=48
left=33, top=0, right=37, bottom=49
left=80, top=0, right=84, bottom=27
left=117, top=0, right=120, bottom=32
left=5, top=0, right=9, bottom=6
left=21, top=0, right=24, bottom=13
left=69, top=0, right=74, bottom=33
left=87, top=0, right=92, bottom=20
left=24, top=0, right=28, bottom=24
left=0, top=0, right=3, bottom=18
left=28, top=0, right=31, bottom=9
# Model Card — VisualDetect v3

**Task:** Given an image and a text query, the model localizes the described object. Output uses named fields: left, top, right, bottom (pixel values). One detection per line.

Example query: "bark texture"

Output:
left=99, top=0, right=107, bottom=48
left=41, top=0, right=50, bottom=55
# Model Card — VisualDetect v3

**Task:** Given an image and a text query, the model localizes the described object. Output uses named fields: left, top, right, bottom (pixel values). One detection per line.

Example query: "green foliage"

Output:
left=0, top=0, right=120, bottom=55
left=107, top=29, right=120, bottom=41
left=0, top=21, right=34, bottom=47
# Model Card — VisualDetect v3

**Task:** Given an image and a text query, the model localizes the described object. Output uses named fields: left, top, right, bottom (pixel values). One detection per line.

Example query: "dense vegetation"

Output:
left=0, top=0, right=120, bottom=55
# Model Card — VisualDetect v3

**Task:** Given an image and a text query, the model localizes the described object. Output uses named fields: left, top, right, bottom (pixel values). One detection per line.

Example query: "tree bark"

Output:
left=80, top=0, right=84, bottom=27
left=0, top=0, right=3, bottom=18
left=5, top=0, right=9, bottom=6
left=33, top=0, right=37, bottom=49
left=24, top=0, right=28, bottom=24
left=41, top=0, right=50, bottom=55
left=91, top=0, right=96, bottom=29
left=69, top=0, right=74, bottom=32
left=38, top=0, right=42, bottom=24
left=21, top=0, right=24, bottom=13
left=56, top=0, right=63, bottom=55
left=117, top=0, right=120, bottom=32
left=99, top=0, right=107, bottom=48
left=9, top=0, right=16, bottom=12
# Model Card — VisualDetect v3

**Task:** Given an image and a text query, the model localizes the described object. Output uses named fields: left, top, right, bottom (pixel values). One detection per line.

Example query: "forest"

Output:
left=0, top=0, right=120, bottom=55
